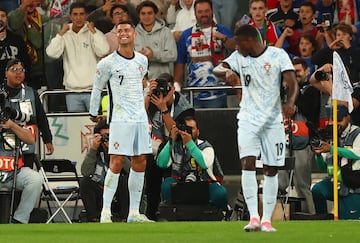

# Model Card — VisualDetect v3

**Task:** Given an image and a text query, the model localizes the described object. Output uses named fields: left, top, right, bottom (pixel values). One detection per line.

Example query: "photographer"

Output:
left=311, top=105, right=360, bottom=219
left=156, top=116, right=228, bottom=211
left=80, top=119, right=130, bottom=222
left=0, top=107, right=42, bottom=224
left=4, top=59, right=53, bottom=168
left=144, top=72, right=195, bottom=220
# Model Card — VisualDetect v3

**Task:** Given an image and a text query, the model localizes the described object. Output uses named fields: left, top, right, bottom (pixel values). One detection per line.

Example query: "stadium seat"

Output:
left=36, top=158, right=80, bottom=223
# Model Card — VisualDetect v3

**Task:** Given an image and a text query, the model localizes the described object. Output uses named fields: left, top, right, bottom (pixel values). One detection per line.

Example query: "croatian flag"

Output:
left=332, top=51, right=354, bottom=113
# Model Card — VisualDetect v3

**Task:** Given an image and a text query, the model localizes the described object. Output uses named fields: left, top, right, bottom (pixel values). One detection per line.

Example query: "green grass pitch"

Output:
left=1, top=220, right=360, bottom=243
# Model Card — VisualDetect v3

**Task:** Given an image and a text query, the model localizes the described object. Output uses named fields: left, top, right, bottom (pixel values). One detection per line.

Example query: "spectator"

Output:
left=5, top=58, right=54, bottom=169
left=285, top=1, right=324, bottom=56
left=311, top=105, right=360, bottom=219
left=173, top=0, right=235, bottom=108
left=279, top=58, right=319, bottom=215
left=247, top=0, right=286, bottom=48
left=134, top=0, right=177, bottom=80
left=267, top=0, right=299, bottom=31
left=169, top=0, right=196, bottom=42
left=8, top=0, right=49, bottom=90
left=312, top=23, right=360, bottom=85
left=166, top=0, right=181, bottom=30
left=87, top=0, right=138, bottom=34
left=105, top=4, right=131, bottom=53
left=212, top=0, right=240, bottom=31
left=0, top=7, right=31, bottom=84
left=157, top=116, right=228, bottom=210
left=46, top=2, right=109, bottom=112
left=144, top=72, right=195, bottom=220
left=0, top=59, right=43, bottom=224
left=290, top=33, right=318, bottom=80
left=80, top=119, right=130, bottom=222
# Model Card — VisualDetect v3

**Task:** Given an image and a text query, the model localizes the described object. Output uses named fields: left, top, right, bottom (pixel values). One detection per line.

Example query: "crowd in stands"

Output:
left=2, top=0, right=360, bottom=222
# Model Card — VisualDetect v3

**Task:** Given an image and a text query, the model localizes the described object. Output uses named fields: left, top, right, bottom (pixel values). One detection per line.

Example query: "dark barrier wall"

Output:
left=195, top=108, right=241, bottom=175
left=196, top=108, right=323, bottom=175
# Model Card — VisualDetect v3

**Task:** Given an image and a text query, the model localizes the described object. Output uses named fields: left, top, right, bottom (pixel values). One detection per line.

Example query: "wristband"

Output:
left=162, top=109, right=170, bottom=115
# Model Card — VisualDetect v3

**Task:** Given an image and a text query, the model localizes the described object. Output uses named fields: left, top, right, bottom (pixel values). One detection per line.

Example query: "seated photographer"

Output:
left=144, top=72, right=195, bottom=220
left=0, top=118, right=42, bottom=224
left=80, top=119, right=130, bottom=222
left=311, top=105, right=360, bottom=219
left=156, top=116, right=228, bottom=210
left=4, top=59, right=54, bottom=169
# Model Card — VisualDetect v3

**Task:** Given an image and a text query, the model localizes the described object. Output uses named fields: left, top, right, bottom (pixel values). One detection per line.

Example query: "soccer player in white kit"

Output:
left=89, top=20, right=152, bottom=223
left=214, top=24, right=298, bottom=232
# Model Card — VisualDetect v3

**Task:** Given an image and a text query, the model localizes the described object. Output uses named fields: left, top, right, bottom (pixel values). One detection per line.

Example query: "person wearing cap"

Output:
left=0, top=59, right=44, bottom=224
left=4, top=58, right=53, bottom=168
left=144, top=72, right=194, bottom=220
left=156, top=115, right=228, bottom=211
left=311, top=105, right=360, bottom=219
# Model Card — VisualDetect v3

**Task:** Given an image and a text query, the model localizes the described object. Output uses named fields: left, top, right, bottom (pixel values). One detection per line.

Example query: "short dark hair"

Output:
left=70, top=2, right=87, bottom=14
left=110, top=4, right=128, bottom=18
left=117, top=20, right=136, bottom=29
left=93, top=119, right=109, bottom=134
left=300, top=1, right=316, bottom=13
left=156, top=73, right=174, bottom=84
left=334, top=23, right=353, bottom=36
left=194, top=0, right=213, bottom=10
left=234, top=24, right=258, bottom=38
left=292, top=57, right=308, bottom=70
left=136, top=0, right=158, bottom=15
left=0, top=7, right=8, bottom=15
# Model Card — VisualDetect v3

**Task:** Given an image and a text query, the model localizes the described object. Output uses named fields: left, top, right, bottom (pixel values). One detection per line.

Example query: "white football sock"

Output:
left=262, top=174, right=278, bottom=222
left=241, top=170, right=259, bottom=219
left=128, top=168, right=145, bottom=215
left=102, top=169, right=120, bottom=210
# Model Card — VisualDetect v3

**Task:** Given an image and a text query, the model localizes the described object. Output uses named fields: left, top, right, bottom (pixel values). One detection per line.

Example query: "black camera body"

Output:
left=101, top=133, right=109, bottom=143
left=177, top=123, right=192, bottom=135
left=153, top=78, right=170, bottom=97
left=310, top=137, right=322, bottom=147
left=314, top=70, right=330, bottom=81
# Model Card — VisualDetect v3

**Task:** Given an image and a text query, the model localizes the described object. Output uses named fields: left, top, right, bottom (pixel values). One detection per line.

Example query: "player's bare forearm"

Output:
left=282, top=71, right=299, bottom=118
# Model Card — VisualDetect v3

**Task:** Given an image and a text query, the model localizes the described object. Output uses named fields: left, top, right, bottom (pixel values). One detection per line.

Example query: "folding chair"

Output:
left=277, top=156, right=296, bottom=220
left=36, top=158, right=80, bottom=223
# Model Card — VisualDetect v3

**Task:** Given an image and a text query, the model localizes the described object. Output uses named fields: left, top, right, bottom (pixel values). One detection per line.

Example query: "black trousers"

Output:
left=145, top=154, right=171, bottom=220
left=80, top=175, right=129, bottom=221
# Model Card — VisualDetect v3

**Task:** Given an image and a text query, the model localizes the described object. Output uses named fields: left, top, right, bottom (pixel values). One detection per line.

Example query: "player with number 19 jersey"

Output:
left=223, top=46, right=294, bottom=126
left=89, top=51, right=148, bottom=123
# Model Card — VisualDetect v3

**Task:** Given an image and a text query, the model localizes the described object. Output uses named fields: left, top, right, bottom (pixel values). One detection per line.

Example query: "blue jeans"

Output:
left=1, top=0, right=19, bottom=12
left=194, top=95, right=227, bottom=108
left=212, top=0, right=241, bottom=31
left=0, top=167, right=43, bottom=223
left=66, top=93, right=91, bottom=112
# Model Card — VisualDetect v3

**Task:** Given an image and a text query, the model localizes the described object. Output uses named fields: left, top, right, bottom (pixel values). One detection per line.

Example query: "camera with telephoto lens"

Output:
left=314, top=70, right=330, bottom=81
left=153, top=78, right=170, bottom=97
left=101, top=133, right=109, bottom=143
left=0, top=82, right=33, bottom=123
